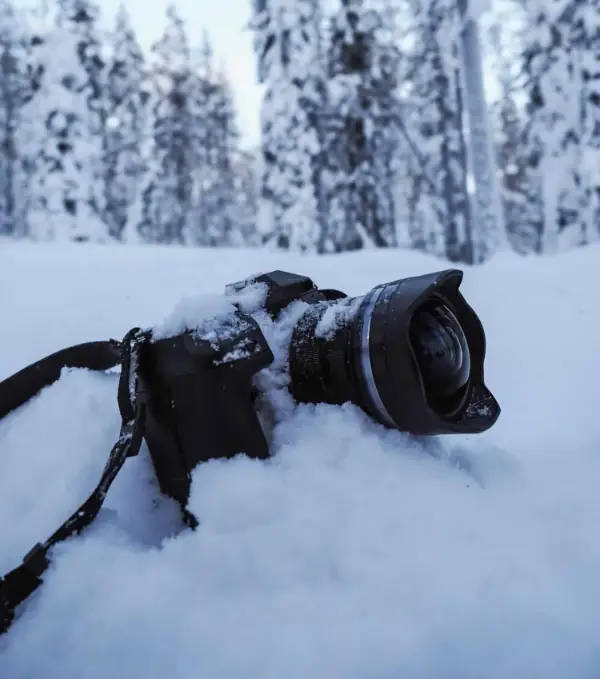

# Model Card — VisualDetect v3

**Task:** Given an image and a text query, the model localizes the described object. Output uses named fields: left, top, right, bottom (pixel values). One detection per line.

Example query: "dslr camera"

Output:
left=0, top=267, right=500, bottom=635
left=140, top=269, right=500, bottom=510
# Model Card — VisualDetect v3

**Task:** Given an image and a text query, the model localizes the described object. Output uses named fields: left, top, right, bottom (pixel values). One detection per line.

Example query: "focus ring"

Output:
left=288, top=303, right=358, bottom=405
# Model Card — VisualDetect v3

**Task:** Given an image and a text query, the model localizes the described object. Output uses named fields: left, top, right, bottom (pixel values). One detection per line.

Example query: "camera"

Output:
left=0, top=268, right=501, bottom=636
left=138, top=269, right=500, bottom=510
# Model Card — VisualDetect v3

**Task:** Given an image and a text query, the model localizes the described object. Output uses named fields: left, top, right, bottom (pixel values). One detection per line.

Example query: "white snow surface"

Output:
left=1, top=242, right=600, bottom=679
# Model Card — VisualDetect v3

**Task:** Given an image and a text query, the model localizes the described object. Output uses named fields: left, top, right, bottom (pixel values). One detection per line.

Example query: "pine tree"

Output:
left=103, top=3, right=149, bottom=241
left=495, top=90, right=541, bottom=254
left=139, top=4, right=196, bottom=244
left=0, top=0, right=30, bottom=237
left=573, top=0, right=600, bottom=240
left=59, top=0, right=104, bottom=115
left=140, top=6, right=243, bottom=246
left=487, top=1, right=543, bottom=254
left=521, top=0, right=595, bottom=252
left=251, top=0, right=326, bottom=252
left=207, top=75, right=255, bottom=246
left=229, top=147, right=261, bottom=246
left=382, top=2, right=443, bottom=253
left=403, top=0, right=473, bottom=262
left=323, top=0, right=401, bottom=252
left=184, top=37, right=244, bottom=246
left=58, top=0, right=107, bottom=228
left=19, top=0, right=106, bottom=241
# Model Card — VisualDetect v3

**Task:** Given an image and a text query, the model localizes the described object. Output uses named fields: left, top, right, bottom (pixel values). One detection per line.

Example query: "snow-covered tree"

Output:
left=323, top=0, right=401, bottom=252
left=229, top=147, right=261, bottom=246
left=496, top=85, right=544, bottom=253
left=58, top=0, right=104, bottom=116
left=521, top=0, right=598, bottom=251
left=18, top=0, right=106, bottom=241
left=204, top=71, right=254, bottom=246
left=0, top=0, right=31, bottom=237
left=573, top=0, right=600, bottom=239
left=103, top=3, right=149, bottom=241
left=139, top=4, right=197, bottom=244
left=140, top=10, right=251, bottom=247
left=487, top=1, right=543, bottom=254
left=58, top=0, right=107, bottom=225
left=251, top=0, right=327, bottom=252
left=184, top=37, right=244, bottom=246
left=404, top=0, right=473, bottom=262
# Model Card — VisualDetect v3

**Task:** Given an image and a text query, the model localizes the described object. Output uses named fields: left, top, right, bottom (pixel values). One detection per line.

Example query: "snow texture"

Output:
left=314, top=296, right=363, bottom=340
left=152, top=293, right=241, bottom=342
left=1, top=241, right=600, bottom=679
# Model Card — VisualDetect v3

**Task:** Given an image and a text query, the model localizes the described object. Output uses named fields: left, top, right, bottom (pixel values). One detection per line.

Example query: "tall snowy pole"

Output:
left=457, top=0, right=504, bottom=261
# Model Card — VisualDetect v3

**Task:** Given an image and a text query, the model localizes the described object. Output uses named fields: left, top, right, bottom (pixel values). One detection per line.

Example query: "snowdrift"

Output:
left=1, top=242, right=599, bottom=679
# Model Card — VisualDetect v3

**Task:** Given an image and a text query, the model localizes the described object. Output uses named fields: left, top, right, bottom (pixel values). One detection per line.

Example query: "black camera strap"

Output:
left=0, top=327, right=150, bottom=635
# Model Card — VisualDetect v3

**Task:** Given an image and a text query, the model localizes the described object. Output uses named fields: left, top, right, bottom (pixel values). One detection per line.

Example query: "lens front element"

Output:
left=409, top=300, right=471, bottom=414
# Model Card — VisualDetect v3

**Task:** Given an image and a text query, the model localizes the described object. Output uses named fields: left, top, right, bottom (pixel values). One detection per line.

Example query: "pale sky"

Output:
left=101, top=0, right=263, bottom=148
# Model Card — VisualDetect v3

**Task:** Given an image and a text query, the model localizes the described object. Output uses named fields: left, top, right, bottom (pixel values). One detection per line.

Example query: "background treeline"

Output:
left=0, top=0, right=598, bottom=263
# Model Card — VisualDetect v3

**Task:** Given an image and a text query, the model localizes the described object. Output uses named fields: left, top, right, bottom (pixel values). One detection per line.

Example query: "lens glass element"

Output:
left=409, top=301, right=470, bottom=406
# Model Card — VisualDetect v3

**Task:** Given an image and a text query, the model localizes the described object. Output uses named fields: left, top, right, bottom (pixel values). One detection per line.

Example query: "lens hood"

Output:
left=352, top=269, right=500, bottom=435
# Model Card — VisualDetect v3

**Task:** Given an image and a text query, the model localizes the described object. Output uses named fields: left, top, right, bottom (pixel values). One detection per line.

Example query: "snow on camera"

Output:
left=152, top=294, right=243, bottom=344
left=314, top=296, right=363, bottom=340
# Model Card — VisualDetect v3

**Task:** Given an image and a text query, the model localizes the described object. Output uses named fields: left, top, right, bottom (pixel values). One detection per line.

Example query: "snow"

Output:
left=1, top=241, right=600, bottom=678
left=152, top=294, right=241, bottom=341
left=314, top=296, right=363, bottom=340
left=459, top=0, right=491, bottom=22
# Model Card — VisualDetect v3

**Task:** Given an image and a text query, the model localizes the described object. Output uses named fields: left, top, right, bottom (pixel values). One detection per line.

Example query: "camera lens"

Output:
left=288, top=288, right=473, bottom=427
left=287, top=271, right=496, bottom=435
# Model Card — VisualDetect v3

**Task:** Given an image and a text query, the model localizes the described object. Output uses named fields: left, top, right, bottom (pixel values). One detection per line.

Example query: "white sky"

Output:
left=100, top=0, right=263, bottom=148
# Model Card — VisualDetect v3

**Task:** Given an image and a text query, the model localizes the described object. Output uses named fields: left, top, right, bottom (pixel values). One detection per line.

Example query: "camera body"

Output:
left=139, top=271, right=332, bottom=508
left=139, top=270, right=500, bottom=510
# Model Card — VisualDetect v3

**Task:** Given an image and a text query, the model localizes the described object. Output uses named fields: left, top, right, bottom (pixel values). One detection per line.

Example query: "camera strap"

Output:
left=0, top=327, right=150, bottom=635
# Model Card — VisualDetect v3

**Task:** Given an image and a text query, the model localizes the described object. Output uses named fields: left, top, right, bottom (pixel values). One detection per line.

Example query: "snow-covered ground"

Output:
left=1, top=241, right=599, bottom=679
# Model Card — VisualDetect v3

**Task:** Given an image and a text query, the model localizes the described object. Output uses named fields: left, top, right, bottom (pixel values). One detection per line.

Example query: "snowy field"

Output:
left=1, top=241, right=600, bottom=679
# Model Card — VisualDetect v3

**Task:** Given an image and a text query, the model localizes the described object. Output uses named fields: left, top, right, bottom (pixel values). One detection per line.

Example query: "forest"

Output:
left=0, top=0, right=598, bottom=263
